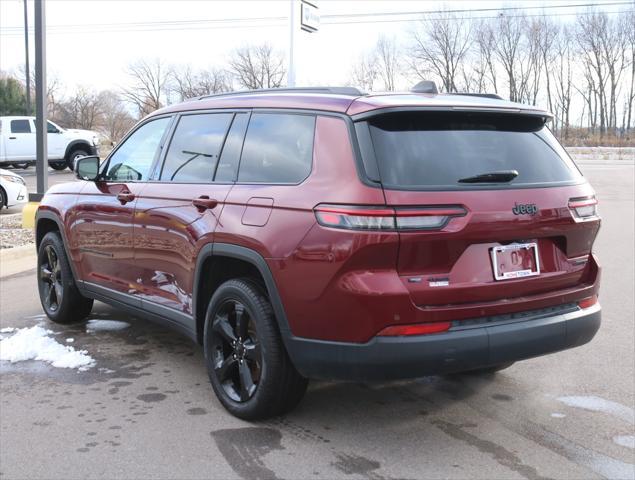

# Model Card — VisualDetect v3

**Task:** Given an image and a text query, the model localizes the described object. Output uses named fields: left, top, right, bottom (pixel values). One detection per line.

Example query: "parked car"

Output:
left=0, top=168, right=27, bottom=209
left=0, top=116, right=99, bottom=170
left=34, top=85, right=602, bottom=420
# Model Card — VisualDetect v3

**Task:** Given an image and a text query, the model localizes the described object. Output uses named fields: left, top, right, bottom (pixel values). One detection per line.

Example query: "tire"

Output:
left=203, top=278, right=308, bottom=420
left=50, top=162, right=67, bottom=171
left=67, top=149, right=89, bottom=171
left=10, top=163, right=28, bottom=169
left=37, top=231, right=93, bottom=324
left=0, top=187, right=6, bottom=209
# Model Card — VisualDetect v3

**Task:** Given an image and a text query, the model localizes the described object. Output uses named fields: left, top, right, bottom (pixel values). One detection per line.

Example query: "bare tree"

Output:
left=626, top=11, right=635, bottom=132
left=473, top=20, right=499, bottom=94
left=488, top=13, right=543, bottom=103
left=121, top=58, right=170, bottom=117
left=57, top=87, right=102, bottom=130
left=350, top=51, right=379, bottom=91
left=171, top=65, right=231, bottom=101
left=376, top=35, right=400, bottom=91
left=409, top=12, right=472, bottom=92
left=228, top=44, right=285, bottom=89
left=552, top=27, right=574, bottom=138
left=97, top=90, right=136, bottom=143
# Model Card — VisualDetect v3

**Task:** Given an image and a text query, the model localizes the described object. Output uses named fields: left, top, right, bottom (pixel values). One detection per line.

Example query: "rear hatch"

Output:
left=356, top=110, right=600, bottom=315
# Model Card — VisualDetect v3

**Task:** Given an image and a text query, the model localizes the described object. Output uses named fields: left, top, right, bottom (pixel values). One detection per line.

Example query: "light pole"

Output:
left=33, top=0, right=47, bottom=199
left=288, top=0, right=296, bottom=87
left=24, top=0, right=31, bottom=114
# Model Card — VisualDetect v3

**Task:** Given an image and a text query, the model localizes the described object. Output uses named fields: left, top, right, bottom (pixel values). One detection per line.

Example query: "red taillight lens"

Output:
left=578, top=295, right=598, bottom=309
left=377, top=321, right=452, bottom=336
left=569, top=196, right=598, bottom=220
left=314, top=205, right=466, bottom=231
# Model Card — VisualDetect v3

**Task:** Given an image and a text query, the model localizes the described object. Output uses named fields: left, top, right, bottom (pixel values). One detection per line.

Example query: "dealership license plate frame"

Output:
left=491, top=242, right=541, bottom=281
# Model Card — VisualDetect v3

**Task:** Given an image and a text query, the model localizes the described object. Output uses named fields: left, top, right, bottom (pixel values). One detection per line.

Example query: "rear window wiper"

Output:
left=457, top=170, right=519, bottom=183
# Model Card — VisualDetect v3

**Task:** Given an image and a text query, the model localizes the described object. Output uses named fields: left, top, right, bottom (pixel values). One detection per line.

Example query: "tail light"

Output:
left=314, top=204, right=466, bottom=231
left=569, top=196, right=598, bottom=220
left=578, top=295, right=598, bottom=309
left=377, top=321, right=452, bottom=336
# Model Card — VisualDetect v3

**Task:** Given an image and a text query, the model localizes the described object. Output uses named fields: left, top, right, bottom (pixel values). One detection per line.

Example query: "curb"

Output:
left=0, top=244, right=37, bottom=278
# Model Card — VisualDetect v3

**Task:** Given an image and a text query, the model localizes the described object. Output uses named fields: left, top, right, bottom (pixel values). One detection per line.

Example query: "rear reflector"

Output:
left=569, top=196, right=598, bottom=219
left=578, top=295, right=598, bottom=309
left=315, top=204, right=466, bottom=231
left=377, top=321, right=452, bottom=336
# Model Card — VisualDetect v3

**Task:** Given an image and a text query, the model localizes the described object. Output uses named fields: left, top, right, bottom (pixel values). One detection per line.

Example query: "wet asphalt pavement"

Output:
left=0, top=161, right=633, bottom=480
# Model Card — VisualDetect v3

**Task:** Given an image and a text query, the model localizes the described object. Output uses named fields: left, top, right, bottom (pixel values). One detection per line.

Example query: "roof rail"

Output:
left=452, top=92, right=504, bottom=100
left=197, top=86, right=366, bottom=101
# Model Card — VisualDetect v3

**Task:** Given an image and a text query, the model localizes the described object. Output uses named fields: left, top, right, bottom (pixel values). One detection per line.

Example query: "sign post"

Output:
left=288, top=0, right=319, bottom=87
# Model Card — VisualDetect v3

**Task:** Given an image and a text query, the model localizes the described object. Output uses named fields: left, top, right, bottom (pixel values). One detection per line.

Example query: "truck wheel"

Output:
left=50, top=162, right=67, bottom=171
left=203, top=278, right=308, bottom=420
left=0, top=187, right=6, bottom=209
left=37, top=231, right=93, bottom=324
left=67, top=149, right=89, bottom=171
left=11, top=163, right=29, bottom=169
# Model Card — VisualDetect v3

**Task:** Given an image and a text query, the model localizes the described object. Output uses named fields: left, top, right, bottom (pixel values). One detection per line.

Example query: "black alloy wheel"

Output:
left=210, top=299, right=262, bottom=402
left=39, top=244, right=63, bottom=313
left=37, top=231, right=93, bottom=323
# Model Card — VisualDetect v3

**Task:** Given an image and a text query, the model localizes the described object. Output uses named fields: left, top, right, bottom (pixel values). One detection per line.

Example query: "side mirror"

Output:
left=75, top=155, right=101, bottom=181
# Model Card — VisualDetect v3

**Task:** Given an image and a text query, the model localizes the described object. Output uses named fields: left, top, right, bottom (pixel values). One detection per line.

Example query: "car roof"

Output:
left=151, top=89, right=551, bottom=119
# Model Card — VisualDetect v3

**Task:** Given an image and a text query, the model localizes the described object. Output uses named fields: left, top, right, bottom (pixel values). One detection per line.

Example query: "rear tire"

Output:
left=0, top=187, right=6, bottom=209
left=203, top=278, right=308, bottom=420
left=50, top=162, right=67, bottom=171
left=37, top=231, right=93, bottom=324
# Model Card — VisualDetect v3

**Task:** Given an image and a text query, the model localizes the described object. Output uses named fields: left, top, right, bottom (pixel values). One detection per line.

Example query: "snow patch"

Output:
left=66, top=338, right=74, bottom=343
left=551, top=413, right=566, bottom=418
left=0, top=326, right=94, bottom=371
left=613, top=435, right=635, bottom=450
left=556, top=395, right=635, bottom=424
left=0, top=327, right=16, bottom=333
left=86, top=320, right=130, bottom=332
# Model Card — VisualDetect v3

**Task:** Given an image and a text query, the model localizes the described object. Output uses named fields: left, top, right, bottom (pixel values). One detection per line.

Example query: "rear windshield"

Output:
left=363, top=112, right=582, bottom=190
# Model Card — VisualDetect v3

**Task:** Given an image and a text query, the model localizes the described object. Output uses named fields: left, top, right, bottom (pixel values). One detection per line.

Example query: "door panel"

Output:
left=133, top=183, right=233, bottom=314
left=69, top=116, right=173, bottom=296
left=131, top=112, right=243, bottom=315
left=72, top=182, right=146, bottom=297
left=5, top=119, right=35, bottom=161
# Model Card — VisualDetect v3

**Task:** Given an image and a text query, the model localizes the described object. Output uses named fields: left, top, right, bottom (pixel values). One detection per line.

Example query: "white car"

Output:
left=0, top=168, right=28, bottom=209
left=0, top=116, right=100, bottom=171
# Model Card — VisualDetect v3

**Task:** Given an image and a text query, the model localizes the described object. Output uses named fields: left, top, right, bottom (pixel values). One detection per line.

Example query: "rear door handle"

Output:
left=8, top=136, right=16, bottom=140
left=117, top=192, right=135, bottom=204
left=192, top=196, right=218, bottom=211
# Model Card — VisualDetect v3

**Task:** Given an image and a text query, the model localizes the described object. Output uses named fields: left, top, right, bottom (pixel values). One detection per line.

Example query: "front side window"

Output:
left=11, top=120, right=31, bottom=134
left=47, top=121, right=59, bottom=133
left=105, top=117, right=171, bottom=182
left=160, top=113, right=232, bottom=183
left=238, top=113, right=315, bottom=184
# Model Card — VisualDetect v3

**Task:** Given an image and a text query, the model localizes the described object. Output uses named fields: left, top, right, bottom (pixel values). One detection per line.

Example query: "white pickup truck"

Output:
left=0, top=116, right=99, bottom=170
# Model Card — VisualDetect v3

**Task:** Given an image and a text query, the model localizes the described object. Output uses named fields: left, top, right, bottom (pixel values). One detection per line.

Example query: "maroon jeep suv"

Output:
left=35, top=86, right=601, bottom=419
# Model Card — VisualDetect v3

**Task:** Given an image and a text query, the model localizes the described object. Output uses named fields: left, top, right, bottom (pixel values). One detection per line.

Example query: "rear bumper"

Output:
left=286, top=304, right=601, bottom=381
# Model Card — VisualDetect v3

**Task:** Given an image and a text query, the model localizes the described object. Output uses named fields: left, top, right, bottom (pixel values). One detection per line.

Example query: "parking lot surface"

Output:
left=0, top=161, right=633, bottom=479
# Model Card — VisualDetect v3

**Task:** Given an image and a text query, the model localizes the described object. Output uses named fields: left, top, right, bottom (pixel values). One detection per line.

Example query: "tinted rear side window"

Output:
left=11, top=120, right=31, bottom=133
left=160, top=113, right=232, bottom=183
left=238, top=113, right=315, bottom=184
left=365, top=112, right=582, bottom=190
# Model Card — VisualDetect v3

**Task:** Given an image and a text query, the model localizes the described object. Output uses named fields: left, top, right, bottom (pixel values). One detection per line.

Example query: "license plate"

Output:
left=491, top=243, right=540, bottom=281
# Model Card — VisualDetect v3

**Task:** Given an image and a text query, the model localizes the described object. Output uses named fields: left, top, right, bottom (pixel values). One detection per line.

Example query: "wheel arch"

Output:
left=193, top=243, right=293, bottom=348
left=64, top=140, right=92, bottom=161
left=35, top=210, right=82, bottom=284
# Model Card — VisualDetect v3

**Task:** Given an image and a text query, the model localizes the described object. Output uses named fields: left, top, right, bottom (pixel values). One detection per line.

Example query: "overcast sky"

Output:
left=0, top=0, right=629, bottom=102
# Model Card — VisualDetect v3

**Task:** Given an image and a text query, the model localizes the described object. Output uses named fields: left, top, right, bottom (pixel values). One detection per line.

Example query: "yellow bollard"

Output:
left=21, top=202, right=39, bottom=229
